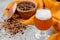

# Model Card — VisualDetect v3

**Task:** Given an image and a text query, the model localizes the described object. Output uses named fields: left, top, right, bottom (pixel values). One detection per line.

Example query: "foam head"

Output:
left=36, top=9, right=52, bottom=20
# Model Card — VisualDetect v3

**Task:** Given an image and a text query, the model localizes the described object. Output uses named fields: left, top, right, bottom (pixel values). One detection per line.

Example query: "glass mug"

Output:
left=34, top=9, right=52, bottom=40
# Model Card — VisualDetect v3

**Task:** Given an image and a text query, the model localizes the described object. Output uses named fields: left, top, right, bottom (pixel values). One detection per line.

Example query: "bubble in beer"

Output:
left=36, top=9, right=52, bottom=20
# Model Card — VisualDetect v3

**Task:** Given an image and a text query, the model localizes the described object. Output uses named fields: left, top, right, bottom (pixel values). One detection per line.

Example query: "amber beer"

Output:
left=34, top=9, right=52, bottom=30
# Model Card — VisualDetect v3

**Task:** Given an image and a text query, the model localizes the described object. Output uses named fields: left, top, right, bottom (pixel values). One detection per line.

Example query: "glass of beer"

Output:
left=34, top=9, right=52, bottom=40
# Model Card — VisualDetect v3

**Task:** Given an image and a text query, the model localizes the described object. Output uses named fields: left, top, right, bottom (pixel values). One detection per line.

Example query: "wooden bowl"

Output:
left=17, top=1, right=37, bottom=19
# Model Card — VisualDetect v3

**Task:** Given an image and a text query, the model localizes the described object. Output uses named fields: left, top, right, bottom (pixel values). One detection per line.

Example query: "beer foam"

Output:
left=36, top=9, right=51, bottom=20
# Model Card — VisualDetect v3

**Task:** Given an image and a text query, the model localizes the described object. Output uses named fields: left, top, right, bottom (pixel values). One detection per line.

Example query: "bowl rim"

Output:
left=17, top=1, right=37, bottom=12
